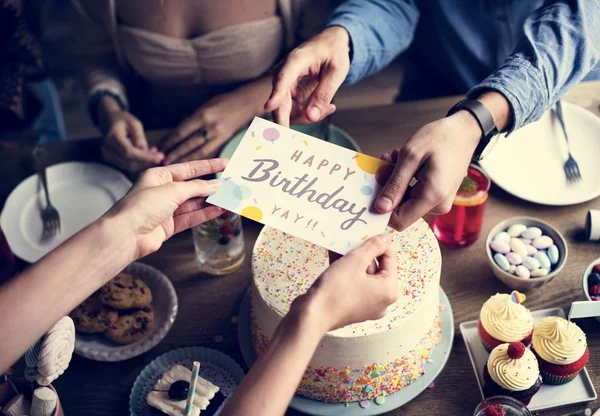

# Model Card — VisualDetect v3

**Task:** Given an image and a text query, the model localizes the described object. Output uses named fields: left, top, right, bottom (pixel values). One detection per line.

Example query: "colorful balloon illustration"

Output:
left=207, top=178, right=241, bottom=210
left=354, top=153, right=389, bottom=174
left=241, top=206, right=263, bottom=222
left=262, top=128, right=280, bottom=143
left=233, top=185, right=252, bottom=200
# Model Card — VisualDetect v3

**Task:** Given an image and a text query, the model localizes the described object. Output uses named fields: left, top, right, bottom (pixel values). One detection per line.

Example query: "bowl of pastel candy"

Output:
left=485, top=217, right=568, bottom=291
left=582, top=258, right=600, bottom=322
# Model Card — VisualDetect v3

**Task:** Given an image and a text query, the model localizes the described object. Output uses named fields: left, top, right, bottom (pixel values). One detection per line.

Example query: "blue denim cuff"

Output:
left=468, top=57, right=548, bottom=135
left=325, top=17, right=369, bottom=85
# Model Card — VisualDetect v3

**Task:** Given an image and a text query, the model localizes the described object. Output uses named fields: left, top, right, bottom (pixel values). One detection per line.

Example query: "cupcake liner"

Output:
left=540, top=369, right=580, bottom=385
left=129, top=346, right=245, bottom=416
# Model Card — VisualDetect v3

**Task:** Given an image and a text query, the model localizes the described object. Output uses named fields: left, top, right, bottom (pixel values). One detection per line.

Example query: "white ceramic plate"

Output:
left=460, top=307, right=597, bottom=412
left=0, top=162, right=132, bottom=263
left=480, top=102, right=600, bottom=206
left=74, top=262, right=178, bottom=362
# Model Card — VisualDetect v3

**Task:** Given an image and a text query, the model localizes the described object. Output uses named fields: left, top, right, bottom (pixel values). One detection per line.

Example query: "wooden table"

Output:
left=2, top=82, right=600, bottom=415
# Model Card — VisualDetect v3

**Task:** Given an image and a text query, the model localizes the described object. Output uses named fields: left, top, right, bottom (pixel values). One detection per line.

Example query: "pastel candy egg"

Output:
left=493, top=232, right=511, bottom=244
left=521, top=227, right=543, bottom=239
left=508, top=265, right=516, bottom=274
left=533, top=236, right=553, bottom=249
left=494, top=253, right=511, bottom=272
left=522, top=256, right=540, bottom=271
left=506, top=252, right=523, bottom=265
left=507, top=224, right=527, bottom=237
left=518, top=238, right=532, bottom=245
left=547, top=245, right=559, bottom=264
left=515, top=265, right=531, bottom=279
left=489, top=241, right=510, bottom=254
left=526, top=245, right=538, bottom=256
left=531, top=268, right=549, bottom=278
left=509, top=238, right=528, bottom=257
left=534, top=251, right=551, bottom=270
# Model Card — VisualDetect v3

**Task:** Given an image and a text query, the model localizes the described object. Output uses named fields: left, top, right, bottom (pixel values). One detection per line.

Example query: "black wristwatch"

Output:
left=447, top=98, right=499, bottom=161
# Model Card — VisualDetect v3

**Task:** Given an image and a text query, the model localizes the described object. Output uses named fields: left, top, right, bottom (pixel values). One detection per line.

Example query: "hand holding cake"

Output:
left=224, top=234, right=398, bottom=416
left=298, top=234, right=398, bottom=332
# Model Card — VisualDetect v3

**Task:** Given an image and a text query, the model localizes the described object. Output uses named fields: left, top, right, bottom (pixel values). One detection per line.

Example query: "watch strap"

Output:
left=447, top=98, right=498, bottom=160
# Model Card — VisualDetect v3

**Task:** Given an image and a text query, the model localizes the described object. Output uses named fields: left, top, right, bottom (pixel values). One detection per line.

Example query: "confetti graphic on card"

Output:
left=263, top=128, right=280, bottom=143
left=207, top=117, right=391, bottom=254
left=361, top=185, right=373, bottom=195
left=241, top=206, right=263, bottom=222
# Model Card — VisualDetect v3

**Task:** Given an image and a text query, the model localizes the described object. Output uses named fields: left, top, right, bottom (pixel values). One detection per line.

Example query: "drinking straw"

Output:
left=5, top=376, right=19, bottom=395
left=184, top=362, right=200, bottom=416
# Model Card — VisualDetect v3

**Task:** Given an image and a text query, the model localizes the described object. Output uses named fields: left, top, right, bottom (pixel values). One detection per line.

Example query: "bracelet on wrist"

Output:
left=88, top=90, right=128, bottom=126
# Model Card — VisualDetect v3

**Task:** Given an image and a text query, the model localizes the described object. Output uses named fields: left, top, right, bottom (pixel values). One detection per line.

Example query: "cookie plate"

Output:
left=74, top=262, right=178, bottom=361
left=460, top=307, right=597, bottom=412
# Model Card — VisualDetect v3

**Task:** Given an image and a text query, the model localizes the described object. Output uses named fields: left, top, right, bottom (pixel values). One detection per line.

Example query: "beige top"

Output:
left=69, top=0, right=328, bottom=126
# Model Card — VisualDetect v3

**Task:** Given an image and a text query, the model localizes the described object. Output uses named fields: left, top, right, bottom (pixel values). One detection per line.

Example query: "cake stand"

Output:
left=237, top=287, right=455, bottom=416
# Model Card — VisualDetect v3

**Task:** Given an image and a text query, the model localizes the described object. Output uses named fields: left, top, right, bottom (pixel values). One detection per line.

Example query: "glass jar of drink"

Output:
left=192, top=211, right=245, bottom=275
left=433, top=164, right=491, bottom=247
left=473, top=396, right=532, bottom=416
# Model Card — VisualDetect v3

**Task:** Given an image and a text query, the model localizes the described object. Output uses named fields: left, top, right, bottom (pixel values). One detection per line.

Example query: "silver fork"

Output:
left=555, top=100, right=582, bottom=184
left=33, top=147, right=61, bottom=239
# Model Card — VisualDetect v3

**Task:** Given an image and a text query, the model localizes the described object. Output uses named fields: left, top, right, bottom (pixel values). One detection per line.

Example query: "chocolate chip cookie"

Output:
left=103, top=307, right=154, bottom=345
left=70, top=294, right=119, bottom=333
left=99, top=272, right=152, bottom=310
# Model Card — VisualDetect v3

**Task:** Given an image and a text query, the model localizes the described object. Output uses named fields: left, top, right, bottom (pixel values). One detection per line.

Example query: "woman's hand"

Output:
left=98, top=97, right=164, bottom=173
left=222, top=234, right=397, bottom=416
left=105, top=158, right=228, bottom=259
left=161, top=77, right=271, bottom=164
left=264, top=26, right=350, bottom=127
left=297, top=234, right=398, bottom=333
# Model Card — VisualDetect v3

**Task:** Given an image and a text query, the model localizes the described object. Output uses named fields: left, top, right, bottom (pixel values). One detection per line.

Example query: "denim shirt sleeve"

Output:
left=325, top=0, right=419, bottom=84
left=469, top=0, right=600, bottom=133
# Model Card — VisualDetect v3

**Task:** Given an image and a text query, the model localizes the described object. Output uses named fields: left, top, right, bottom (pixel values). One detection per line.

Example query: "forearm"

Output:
left=223, top=296, right=326, bottom=416
left=469, top=0, right=600, bottom=132
left=233, top=75, right=274, bottom=117
left=325, top=0, right=419, bottom=84
left=0, top=217, right=135, bottom=371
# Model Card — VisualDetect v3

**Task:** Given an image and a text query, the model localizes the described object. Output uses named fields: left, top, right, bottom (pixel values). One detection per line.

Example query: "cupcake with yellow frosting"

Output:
left=483, top=342, right=542, bottom=405
left=532, top=316, right=589, bottom=385
left=478, top=292, right=534, bottom=352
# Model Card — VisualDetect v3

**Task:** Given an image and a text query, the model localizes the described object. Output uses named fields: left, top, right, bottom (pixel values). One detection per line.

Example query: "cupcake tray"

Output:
left=460, top=308, right=597, bottom=412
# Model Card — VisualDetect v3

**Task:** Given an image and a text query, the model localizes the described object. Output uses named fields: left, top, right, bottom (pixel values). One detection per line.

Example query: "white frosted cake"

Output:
left=251, top=219, right=442, bottom=403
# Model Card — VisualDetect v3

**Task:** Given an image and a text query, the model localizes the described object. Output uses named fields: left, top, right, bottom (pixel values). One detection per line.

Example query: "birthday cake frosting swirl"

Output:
left=250, top=219, right=442, bottom=403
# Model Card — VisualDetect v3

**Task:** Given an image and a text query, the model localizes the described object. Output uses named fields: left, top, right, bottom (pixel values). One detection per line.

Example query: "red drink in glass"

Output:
left=433, top=165, right=491, bottom=248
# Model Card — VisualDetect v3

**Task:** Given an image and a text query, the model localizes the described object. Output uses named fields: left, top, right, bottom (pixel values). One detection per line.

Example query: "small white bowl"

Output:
left=582, top=257, right=600, bottom=323
left=485, top=217, right=568, bottom=292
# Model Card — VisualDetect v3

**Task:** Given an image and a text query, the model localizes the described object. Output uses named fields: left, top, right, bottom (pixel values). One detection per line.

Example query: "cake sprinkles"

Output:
left=251, top=219, right=442, bottom=402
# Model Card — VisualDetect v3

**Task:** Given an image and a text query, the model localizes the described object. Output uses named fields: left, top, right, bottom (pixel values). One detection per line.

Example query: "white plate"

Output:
left=460, top=307, right=597, bottom=411
left=1, top=162, right=132, bottom=263
left=74, top=262, right=178, bottom=362
left=480, top=102, right=600, bottom=206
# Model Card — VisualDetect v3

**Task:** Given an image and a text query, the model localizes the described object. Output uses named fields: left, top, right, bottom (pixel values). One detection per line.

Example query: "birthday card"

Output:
left=207, top=117, right=392, bottom=254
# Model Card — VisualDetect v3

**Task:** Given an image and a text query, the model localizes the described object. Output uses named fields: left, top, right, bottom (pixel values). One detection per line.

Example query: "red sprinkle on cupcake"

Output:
left=508, top=342, right=526, bottom=360
left=484, top=404, right=505, bottom=416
